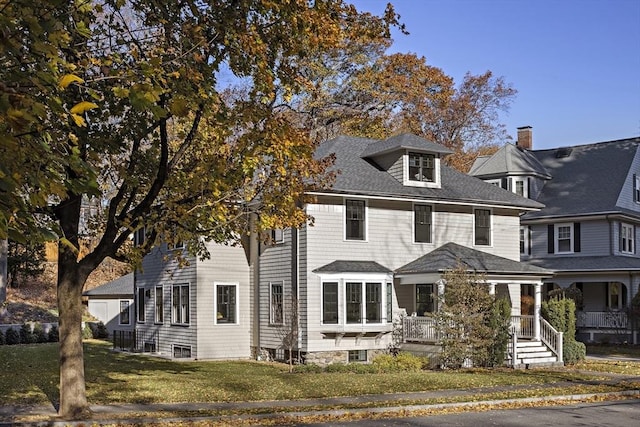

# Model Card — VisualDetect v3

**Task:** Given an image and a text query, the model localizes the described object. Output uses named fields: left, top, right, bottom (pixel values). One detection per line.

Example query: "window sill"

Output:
left=320, top=323, right=393, bottom=334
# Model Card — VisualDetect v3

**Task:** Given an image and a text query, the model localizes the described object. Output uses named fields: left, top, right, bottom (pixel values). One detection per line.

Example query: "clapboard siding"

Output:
left=258, top=229, right=293, bottom=350
left=530, top=219, right=618, bottom=259
left=195, top=243, right=251, bottom=359
left=301, top=196, right=523, bottom=353
left=615, top=147, right=640, bottom=211
left=136, top=246, right=198, bottom=358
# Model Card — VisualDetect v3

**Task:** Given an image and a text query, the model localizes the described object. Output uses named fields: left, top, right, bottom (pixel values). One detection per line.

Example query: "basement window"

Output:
left=348, top=350, right=367, bottom=363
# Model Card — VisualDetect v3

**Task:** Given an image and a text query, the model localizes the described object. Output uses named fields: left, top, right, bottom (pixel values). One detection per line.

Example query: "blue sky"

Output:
left=352, top=0, right=640, bottom=149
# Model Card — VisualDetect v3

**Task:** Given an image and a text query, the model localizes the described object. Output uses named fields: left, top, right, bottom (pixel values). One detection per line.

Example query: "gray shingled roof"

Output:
left=315, top=135, right=543, bottom=210
left=527, top=256, right=640, bottom=272
left=83, top=273, right=134, bottom=297
left=396, top=242, right=553, bottom=276
left=524, top=138, right=640, bottom=219
left=361, top=133, right=453, bottom=158
left=313, top=260, right=392, bottom=274
left=469, top=143, right=551, bottom=179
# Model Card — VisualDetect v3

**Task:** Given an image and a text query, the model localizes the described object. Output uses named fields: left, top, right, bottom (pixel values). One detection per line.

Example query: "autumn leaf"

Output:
left=59, top=74, right=84, bottom=89
left=70, top=113, right=86, bottom=127
left=70, top=101, right=99, bottom=114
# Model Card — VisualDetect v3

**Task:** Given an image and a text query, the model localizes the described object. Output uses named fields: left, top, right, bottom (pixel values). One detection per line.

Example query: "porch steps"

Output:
left=508, top=340, right=561, bottom=368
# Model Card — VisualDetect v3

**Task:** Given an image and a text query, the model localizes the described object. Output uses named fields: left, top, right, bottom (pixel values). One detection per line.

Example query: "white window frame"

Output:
left=214, top=282, right=238, bottom=325
left=621, top=223, right=635, bottom=254
left=318, top=272, right=393, bottom=326
left=413, top=203, right=433, bottom=244
left=607, top=282, right=622, bottom=310
left=555, top=223, right=574, bottom=253
left=119, top=300, right=131, bottom=325
left=520, top=226, right=530, bottom=256
left=269, top=281, right=284, bottom=325
left=344, top=198, right=368, bottom=242
left=137, top=288, right=146, bottom=323
left=133, top=227, right=146, bottom=247
left=271, top=228, right=284, bottom=244
left=473, top=208, right=492, bottom=246
left=403, top=151, right=442, bottom=188
left=154, top=285, right=164, bottom=324
left=635, top=175, right=640, bottom=203
left=172, top=344, right=192, bottom=358
left=171, top=283, right=190, bottom=325
left=321, top=281, right=339, bottom=325
left=513, top=178, right=528, bottom=198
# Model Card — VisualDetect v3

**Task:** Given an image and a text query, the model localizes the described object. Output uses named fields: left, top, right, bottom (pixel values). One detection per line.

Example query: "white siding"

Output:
left=195, top=242, right=251, bottom=359
left=301, top=196, right=523, bottom=353
left=616, top=146, right=640, bottom=212
left=87, top=298, right=134, bottom=335
left=136, top=246, right=198, bottom=357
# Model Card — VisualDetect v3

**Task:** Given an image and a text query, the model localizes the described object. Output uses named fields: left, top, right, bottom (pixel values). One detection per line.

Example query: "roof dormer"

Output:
left=361, top=134, right=452, bottom=189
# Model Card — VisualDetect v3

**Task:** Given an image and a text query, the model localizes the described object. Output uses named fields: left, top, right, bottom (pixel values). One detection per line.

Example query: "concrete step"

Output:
left=520, top=356, right=558, bottom=364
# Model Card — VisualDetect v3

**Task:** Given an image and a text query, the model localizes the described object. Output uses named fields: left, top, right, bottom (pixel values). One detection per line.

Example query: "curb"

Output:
left=4, top=390, right=639, bottom=427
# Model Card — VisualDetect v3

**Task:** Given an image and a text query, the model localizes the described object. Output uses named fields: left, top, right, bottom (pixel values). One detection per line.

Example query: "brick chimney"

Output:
left=516, top=126, right=533, bottom=150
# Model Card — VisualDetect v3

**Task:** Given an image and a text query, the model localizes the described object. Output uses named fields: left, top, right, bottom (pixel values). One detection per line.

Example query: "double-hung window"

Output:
left=216, top=283, right=237, bottom=324
left=409, top=152, right=435, bottom=182
left=137, top=288, right=146, bottom=323
left=346, top=282, right=362, bottom=324
left=621, top=223, right=635, bottom=254
left=271, top=229, right=284, bottom=244
left=171, top=284, right=189, bottom=325
left=414, top=204, right=432, bottom=243
left=345, top=199, right=366, bottom=240
left=270, top=282, right=284, bottom=325
left=119, top=300, right=131, bottom=325
left=365, top=282, right=382, bottom=323
left=474, top=209, right=491, bottom=246
left=155, top=286, right=164, bottom=323
left=556, top=224, right=573, bottom=253
left=322, top=282, right=339, bottom=324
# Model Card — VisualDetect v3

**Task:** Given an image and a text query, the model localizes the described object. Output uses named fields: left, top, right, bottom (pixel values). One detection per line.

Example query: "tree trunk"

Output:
left=57, top=254, right=92, bottom=419
left=0, top=238, right=7, bottom=319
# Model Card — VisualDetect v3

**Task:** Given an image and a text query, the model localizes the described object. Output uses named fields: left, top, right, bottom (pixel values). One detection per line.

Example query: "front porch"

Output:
left=401, top=314, right=564, bottom=367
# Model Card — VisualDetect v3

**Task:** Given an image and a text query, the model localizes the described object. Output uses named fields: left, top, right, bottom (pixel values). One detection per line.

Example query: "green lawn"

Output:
left=1, top=340, right=638, bottom=408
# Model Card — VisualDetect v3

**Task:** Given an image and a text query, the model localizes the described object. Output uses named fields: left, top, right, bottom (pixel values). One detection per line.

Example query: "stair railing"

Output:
left=539, top=317, right=563, bottom=363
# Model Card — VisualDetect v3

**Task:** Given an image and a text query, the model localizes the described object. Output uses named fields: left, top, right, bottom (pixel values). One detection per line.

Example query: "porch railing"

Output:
left=577, top=311, right=628, bottom=329
left=509, top=315, right=535, bottom=339
left=113, top=329, right=158, bottom=353
left=402, top=316, right=439, bottom=343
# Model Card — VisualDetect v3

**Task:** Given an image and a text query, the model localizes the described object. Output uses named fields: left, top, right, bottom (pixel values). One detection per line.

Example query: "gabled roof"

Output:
left=83, top=273, right=134, bottom=298
left=361, top=133, right=453, bottom=158
left=469, top=143, right=551, bottom=179
left=315, top=135, right=544, bottom=210
left=395, top=242, right=553, bottom=276
left=524, top=137, right=640, bottom=219
left=313, top=260, right=392, bottom=274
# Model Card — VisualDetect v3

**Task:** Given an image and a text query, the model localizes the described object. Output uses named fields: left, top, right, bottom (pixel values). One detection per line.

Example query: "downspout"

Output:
left=250, top=213, right=260, bottom=355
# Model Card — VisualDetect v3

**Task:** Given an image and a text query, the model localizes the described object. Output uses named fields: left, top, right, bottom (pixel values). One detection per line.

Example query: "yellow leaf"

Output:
left=71, top=113, right=86, bottom=127
left=70, top=101, right=98, bottom=114
left=59, top=74, right=84, bottom=89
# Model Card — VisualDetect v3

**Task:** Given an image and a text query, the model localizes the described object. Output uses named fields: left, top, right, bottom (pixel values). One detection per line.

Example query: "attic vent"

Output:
left=555, top=147, right=572, bottom=158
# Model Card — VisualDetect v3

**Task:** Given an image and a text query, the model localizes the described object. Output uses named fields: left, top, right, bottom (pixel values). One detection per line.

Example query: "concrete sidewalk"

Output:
left=2, top=371, right=639, bottom=426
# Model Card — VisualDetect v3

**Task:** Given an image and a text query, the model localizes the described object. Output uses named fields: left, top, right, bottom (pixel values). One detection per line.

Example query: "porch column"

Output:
left=488, top=282, right=496, bottom=296
left=533, top=281, right=542, bottom=340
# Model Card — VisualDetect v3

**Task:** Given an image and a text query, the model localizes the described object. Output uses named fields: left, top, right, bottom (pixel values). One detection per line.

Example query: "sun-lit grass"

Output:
left=1, top=340, right=638, bottom=408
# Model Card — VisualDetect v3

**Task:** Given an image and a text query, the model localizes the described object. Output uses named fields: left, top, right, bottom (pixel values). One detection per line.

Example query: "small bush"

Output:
left=20, top=324, right=36, bottom=344
left=47, top=325, right=59, bottom=342
left=0, top=329, right=4, bottom=345
left=82, top=324, right=94, bottom=340
left=372, top=352, right=425, bottom=373
left=563, top=339, right=586, bottom=365
left=33, top=324, right=48, bottom=343
left=325, top=363, right=350, bottom=373
left=292, top=363, right=324, bottom=374
left=5, top=327, right=20, bottom=345
left=93, top=322, right=109, bottom=339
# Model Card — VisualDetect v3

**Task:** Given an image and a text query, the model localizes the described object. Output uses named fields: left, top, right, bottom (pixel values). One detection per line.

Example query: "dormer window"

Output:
left=409, top=152, right=434, bottom=182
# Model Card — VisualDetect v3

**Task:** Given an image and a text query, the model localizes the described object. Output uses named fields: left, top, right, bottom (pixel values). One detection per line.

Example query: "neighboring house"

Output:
left=83, top=273, right=134, bottom=336
left=470, top=127, right=640, bottom=343
left=127, top=133, right=556, bottom=365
